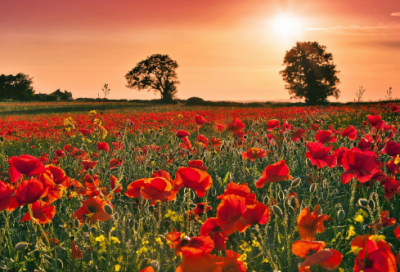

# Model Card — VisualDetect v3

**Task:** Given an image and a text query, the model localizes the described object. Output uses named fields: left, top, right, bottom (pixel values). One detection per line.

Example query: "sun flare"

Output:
left=271, top=14, right=302, bottom=37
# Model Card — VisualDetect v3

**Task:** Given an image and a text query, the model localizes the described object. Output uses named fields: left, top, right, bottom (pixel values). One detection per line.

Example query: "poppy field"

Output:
left=1, top=103, right=400, bottom=272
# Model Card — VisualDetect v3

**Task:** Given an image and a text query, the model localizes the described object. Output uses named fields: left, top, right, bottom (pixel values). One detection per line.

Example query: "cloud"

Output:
left=307, top=23, right=400, bottom=36
left=391, top=12, right=400, bottom=16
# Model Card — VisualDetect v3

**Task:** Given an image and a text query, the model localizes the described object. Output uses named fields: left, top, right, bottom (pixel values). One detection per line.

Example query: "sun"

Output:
left=271, top=14, right=303, bottom=37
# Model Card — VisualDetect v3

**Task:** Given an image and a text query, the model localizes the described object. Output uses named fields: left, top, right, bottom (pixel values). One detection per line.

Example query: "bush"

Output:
left=186, top=97, right=204, bottom=105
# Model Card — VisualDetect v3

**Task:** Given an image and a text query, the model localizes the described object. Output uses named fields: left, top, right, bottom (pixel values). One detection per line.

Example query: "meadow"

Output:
left=0, top=102, right=399, bottom=272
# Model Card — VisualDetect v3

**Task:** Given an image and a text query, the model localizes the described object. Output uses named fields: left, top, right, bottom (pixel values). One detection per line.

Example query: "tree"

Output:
left=280, top=41, right=340, bottom=105
left=0, top=73, right=35, bottom=101
left=125, top=54, right=180, bottom=102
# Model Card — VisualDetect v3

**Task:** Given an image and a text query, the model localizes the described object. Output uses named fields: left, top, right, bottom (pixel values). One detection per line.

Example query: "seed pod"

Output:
left=291, top=177, right=301, bottom=187
left=337, top=210, right=345, bottom=222
left=272, top=205, right=283, bottom=217
left=151, top=260, right=160, bottom=271
left=14, top=242, right=28, bottom=251
left=368, top=199, right=376, bottom=211
left=310, top=183, right=316, bottom=193
left=278, top=190, right=285, bottom=201
left=104, top=204, right=113, bottom=215
left=358, top=198, right=368, bottom=207
left=306, top=158, right=313, bottom=168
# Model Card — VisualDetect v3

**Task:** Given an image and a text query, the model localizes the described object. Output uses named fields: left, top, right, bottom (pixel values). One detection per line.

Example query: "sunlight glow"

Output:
left=271, top=14, right=303, bottom=37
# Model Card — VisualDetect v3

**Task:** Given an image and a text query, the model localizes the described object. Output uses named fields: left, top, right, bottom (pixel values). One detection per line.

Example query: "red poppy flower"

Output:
left=73, top=196, right=112, bottom=224
left=0, top=181, right=18, bottom=211
left=112, top=141, right=124, bottom=150
left=197, top=134, right=209, bottom=147
left=82, top=160, right=98, bottom=171
left=83, top=174, right=100, bottom=188
left=195, top=115, right=208, bottom=126
left=15, top=178, right=47, bottom=205
left=391, top=104, right=399, bottom=113
left=176, top=130, right=191, bottom=138
left=217, top=182, right=256, bottom=205
left=200, top=218, right=228, bottom=251
left=97, top=142, right=110, bottom=152
left=367, top=115, right=385, bottom=130
left=176, top=247, right=220, bottom=272
left=124, top=178, right=146, bottom=198
left=394, top=225, right=400, bottom=241
left=217, top=250, right=247, bottom=272
left=21, top=200, right=56, bottom=225
left=316, top=130, right=337, bottom=144
left=216, top=195, right=269, bottom=235
left=381, top=177, right=400, bottom=201
left=8, top=154, right=45, bottom=183
left=341, top=125, right=357, bottom=140
left=256, top=160, right=293, bottom=188
left=44, top=185, right=64, bottom=204
left=54, top=149, right=65, bottom=158
left=210, top=137, right=223, bottom=148
left=167, top=229, right=214, bottom=255
left=351, top=235, right=397, bottom=272
left=193, top=202, right=212, bottom=215
left=72, top=241, right=83, bottom=260
left=383, top=141, right=400, bottom=158
left=386, top=160, right=400, bottom=175
left=333, top=147, right=349, bottom=167
left=241, top=147, right=266, bottom=161
left=292, top=240, right=326, bottom=258
left=291, top=128, right=306, bottom=142
left=297, top=206, right=329, bottom=241
left=368, top=211, right=396, bottom=232
left=299, top=249, right=343, bottom=271
left=109, top=175, right=123, bottom=193
left=216, top=124, right=225, bottom=132
left=140, top=177, right=172, bottom=206
left=306, top=142, right=336, bottom=169
left=341, top=148, right=378, bottom=184
left=80, top=128, right=90, bottom=136
left=41, top=164, right=69, bottom=186
left=357, top=134, right=374, bottom=151
left=188, top=160, right=208, bottom=171
left=174, top=167, right=212, bottom=198
left=182, top=136, right=192, bottom=149
left=226, top=117, right=245, bottom=133
left=267, top=119, right=280, bottom=131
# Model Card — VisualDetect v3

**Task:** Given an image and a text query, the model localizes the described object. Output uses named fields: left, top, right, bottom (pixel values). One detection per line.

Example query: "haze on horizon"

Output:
left=1, top=0, right=399, bottom=102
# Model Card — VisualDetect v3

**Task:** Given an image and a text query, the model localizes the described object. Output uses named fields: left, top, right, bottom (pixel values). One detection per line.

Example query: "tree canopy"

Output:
left=125, top=54, right=180, bottom=102
left=280, top=41, right=340, bottom=105
left=0, top=73, right=35, bottom=101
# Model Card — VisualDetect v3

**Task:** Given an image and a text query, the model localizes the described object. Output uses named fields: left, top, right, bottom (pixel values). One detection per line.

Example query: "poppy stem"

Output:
left=28, top=203, right=51, bottom=252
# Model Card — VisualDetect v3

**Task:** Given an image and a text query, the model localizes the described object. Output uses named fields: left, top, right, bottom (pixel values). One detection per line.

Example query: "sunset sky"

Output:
left=1, top=0, right=399, bottom=102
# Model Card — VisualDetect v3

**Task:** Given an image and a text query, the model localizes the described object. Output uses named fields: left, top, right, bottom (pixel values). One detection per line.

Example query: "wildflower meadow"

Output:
left=1, top=103, right=400, bottom=272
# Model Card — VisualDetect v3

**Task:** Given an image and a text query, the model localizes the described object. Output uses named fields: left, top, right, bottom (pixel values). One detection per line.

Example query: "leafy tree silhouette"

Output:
left=280, top=42, right=340, bottom=105
left=125, top=54, right=180, bottom=102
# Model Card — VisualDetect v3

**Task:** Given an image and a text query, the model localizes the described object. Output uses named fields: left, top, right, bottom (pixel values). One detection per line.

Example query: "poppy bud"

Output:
left=368, top=199, right=375, bottom=211
left=322, top=190, right=328, bottom=200
left=150, top=260, right=160, bottom=271
left=128, top=219, right=135, bottom=229
left=291, top=177, right=301, bottom=187
left=73, top=218, right=80, bottom=228
left=148, top=206, right=155, bottom=212
left=322, top=180, right=327, bottom=189
left=104, top=204, right=113, bottom=215
left=272, top=205, right=283, bottom=217
left=310, top=183, right=316, bottom=193
left=289, top=197, right=297, bottom=208
left=337, top=210, right=345, bottom=222
left=358, top=198, right=368, bottom=207
left=263, top=196, right=269, bottom=204
left=14, top=242, right=28, bottom=251
left=306, top=158, right=313, bottom=168
left=278, top=190, right=284, bottom=201
left=70, top=236, right=75, bottom=241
